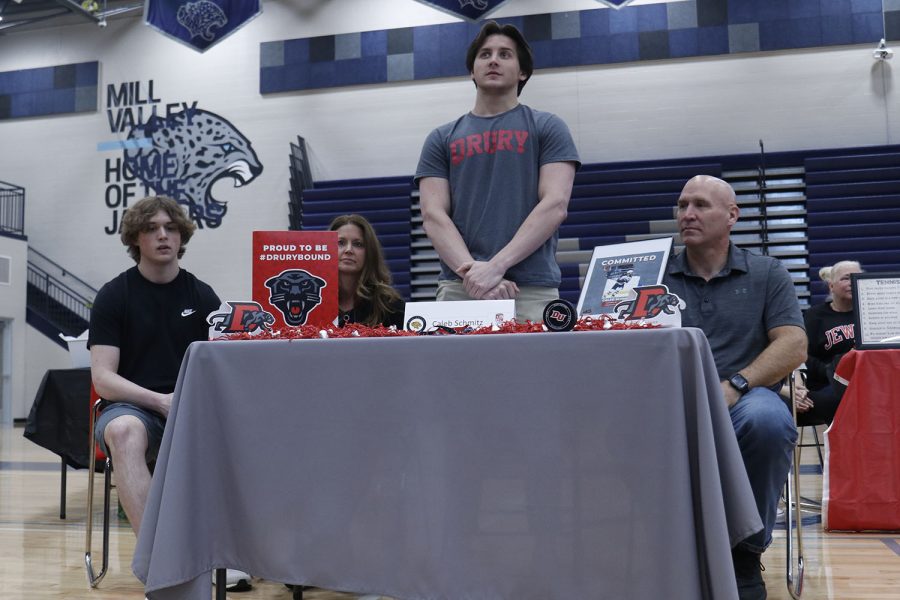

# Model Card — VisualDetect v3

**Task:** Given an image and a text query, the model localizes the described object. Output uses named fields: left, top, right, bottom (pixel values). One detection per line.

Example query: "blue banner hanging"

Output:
left=412, top=0, right=511, bottom=23
left=144, top=0, right=262, bottom=53
left=595, top=0, right=638, bottom=8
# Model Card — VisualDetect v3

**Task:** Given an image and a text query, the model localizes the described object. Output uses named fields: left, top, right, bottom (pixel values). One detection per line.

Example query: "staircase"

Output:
left=26, top=249, right=95, bottom=346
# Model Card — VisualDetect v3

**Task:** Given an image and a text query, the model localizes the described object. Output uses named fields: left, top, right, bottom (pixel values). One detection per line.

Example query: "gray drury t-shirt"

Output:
left=415, top=104, right=580, bottom=287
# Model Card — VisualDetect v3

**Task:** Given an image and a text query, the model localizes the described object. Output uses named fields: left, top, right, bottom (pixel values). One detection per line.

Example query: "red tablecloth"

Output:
left=823, top=349, right=900, bottom=531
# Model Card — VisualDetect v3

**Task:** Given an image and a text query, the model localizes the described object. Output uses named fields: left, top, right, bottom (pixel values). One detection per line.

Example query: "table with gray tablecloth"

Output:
left=134, top=327, right=762, bottom=600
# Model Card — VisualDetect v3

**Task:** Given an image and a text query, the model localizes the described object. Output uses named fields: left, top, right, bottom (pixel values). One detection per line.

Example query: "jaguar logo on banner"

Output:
left=144, top=0, right=262, bottom=52
left=595, top=0, right=638, bottom=8
left=412, top=0, right=510, bottom=22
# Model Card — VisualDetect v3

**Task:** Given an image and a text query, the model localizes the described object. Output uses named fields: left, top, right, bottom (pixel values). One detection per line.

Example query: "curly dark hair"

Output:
left=120, top=196, right=196, bottom=263
left=329, top=214, right=402, bottom=327
left=465, top=20, right=534, bottom=96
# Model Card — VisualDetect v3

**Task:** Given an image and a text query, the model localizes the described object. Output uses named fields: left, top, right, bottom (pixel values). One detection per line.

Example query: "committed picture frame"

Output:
left=577, top=237, right=674, bottom=317
left=851, top=272, right=900, bottom=349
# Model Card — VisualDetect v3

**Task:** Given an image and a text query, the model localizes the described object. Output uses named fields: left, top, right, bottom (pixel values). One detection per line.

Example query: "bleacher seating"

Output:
left=555, top=162, right=721, bottom=304
left=805, top=147, right=900, bottom=305
left=299, top=176, right=413, bottom=299
left=297, top=144, right=900, bottom=313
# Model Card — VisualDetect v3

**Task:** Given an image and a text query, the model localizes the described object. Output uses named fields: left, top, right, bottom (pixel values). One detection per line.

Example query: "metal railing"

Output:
left=26, top=249, right=96, bottom=335
left=0, top=180, right=25, bottom=236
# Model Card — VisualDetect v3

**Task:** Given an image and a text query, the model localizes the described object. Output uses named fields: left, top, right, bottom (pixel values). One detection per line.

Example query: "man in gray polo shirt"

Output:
left=663, top=175, right=806, bottom=600
left=415, top=21, right=580, bottom=322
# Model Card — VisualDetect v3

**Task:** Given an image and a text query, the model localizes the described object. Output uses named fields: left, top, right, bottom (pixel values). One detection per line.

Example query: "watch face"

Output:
left=730, top=374, right=749, bottom=392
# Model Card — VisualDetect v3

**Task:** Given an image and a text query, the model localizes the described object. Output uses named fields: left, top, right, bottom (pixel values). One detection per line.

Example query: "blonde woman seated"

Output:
left=793, top=260, right=862, bottom=425
left=330, top=214, right=405, bottom=328
left=818, top=265, right=833, bottom=301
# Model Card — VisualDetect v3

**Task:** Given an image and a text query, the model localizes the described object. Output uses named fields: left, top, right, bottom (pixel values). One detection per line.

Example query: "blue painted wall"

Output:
left=261, top=1, right=899, bottom=94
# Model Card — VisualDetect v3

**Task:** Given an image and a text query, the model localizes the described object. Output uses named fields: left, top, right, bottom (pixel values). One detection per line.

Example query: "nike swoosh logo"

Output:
left=181, top=309, right=196, bottom=317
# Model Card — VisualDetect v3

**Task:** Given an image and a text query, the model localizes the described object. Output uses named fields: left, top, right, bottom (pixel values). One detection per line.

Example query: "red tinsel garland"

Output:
left=216, top=315, right=658, bottom=341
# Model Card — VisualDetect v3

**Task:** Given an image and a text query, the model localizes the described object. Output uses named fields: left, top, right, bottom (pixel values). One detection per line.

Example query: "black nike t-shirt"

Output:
left=88, top=266, right=220, bottom=394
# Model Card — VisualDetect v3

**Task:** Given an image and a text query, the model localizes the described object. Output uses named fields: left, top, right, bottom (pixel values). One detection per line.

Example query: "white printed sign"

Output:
left=403, top=300, right=515, bottom=332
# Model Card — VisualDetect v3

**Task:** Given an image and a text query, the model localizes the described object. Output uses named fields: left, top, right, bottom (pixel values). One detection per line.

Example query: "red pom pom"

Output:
left=215, top=315, right=658, bottom=341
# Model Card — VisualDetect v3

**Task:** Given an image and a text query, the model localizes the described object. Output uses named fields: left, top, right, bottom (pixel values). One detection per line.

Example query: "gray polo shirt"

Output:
left=663, top=243, right=804, bottom=380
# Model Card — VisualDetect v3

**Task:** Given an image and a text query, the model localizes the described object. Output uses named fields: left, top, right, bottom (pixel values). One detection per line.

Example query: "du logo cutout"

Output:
left=614, top=285, right=685, bottom=323
left=207, top=301, right=275, bottom=337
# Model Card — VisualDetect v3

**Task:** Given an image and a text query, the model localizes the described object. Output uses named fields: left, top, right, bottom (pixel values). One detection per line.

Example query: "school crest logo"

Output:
left=265, top=269, right=327, bottom=326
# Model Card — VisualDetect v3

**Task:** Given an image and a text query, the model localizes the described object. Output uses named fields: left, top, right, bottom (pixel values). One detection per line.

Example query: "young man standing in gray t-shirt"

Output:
left=415, top=20, right=580, bottom=323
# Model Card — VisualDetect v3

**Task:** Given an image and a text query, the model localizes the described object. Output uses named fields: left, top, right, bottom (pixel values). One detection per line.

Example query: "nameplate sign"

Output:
left=403, top=300, right=514, bottom=332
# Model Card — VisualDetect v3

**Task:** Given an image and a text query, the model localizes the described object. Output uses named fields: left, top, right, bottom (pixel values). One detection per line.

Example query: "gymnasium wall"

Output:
left=0, top=0, right=897, bottom=416
left=0, top=234, right=26, bottom=422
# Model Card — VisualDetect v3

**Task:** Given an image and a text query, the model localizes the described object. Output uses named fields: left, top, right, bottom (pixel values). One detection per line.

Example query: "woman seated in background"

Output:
left=794, top=260, right=863, bottom=425
left=329, top=214, right=405, bottom=328
left=818, top=265, right=833, bottom=298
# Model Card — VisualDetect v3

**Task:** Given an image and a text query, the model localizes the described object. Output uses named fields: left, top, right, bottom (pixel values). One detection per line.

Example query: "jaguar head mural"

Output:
left=124, top=108, right=263, bottom=228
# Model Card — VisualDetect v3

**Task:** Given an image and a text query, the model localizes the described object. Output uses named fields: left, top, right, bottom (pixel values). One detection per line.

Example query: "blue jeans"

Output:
left=730, top=386, right=797, bottom=553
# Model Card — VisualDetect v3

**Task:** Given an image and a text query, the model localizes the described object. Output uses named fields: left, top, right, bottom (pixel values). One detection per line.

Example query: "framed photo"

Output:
left=576, top=237, right=674, bottom=317
left=852, top=272, right=900, bottom=349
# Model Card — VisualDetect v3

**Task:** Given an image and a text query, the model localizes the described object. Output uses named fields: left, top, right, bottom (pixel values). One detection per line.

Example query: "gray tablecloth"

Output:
left=134, top=328, right=761, bottom=600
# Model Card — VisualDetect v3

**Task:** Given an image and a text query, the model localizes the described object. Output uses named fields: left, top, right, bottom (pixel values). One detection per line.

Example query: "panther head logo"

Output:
left=265, top=269, right=327, bottom=326
left=124, top=108, right=263, bottom=228
left=242, top=309, right=276, bottom=331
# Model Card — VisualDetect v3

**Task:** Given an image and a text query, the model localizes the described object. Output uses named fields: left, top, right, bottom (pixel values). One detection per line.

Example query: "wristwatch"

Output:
left=729, top=373, right=750, bottom=395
